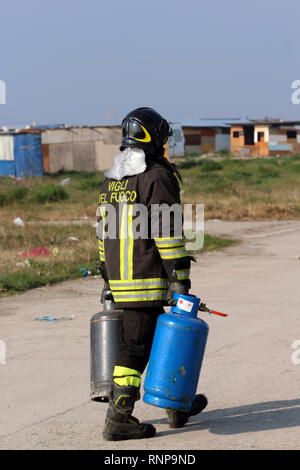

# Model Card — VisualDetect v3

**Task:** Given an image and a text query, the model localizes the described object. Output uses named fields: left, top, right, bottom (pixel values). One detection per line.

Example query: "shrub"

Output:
left=79, top=177, right=104, bottom=190
left=0, top=192, right=6, bottom=206
left=227, top=171, right=253, bottom=182
left=6, top=187, right=29, bottom=202
left=0, top=187, right=29, bottom=205
left=257, top=166, right=280, bottom=178
left=29, top=184, right=69, bottom=203
left=200, top=160, right=223, bottom=172
left=178, top=160, right=200, bottom=170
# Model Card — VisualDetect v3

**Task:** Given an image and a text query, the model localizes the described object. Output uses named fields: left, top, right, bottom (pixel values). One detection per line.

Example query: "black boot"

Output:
left=103, top=383, right=156, bottom=441
left=166, top=394, right=208, bottom=428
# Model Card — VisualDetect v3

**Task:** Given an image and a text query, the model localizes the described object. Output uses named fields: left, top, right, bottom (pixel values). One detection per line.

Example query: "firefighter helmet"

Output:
left=120, top=107, right=173, bottom=153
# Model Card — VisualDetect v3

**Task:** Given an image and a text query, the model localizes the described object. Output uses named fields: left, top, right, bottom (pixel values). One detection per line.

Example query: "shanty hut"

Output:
left=0, top=130, right=44, bottom=178
left=41, top=125, right=121, bottom=173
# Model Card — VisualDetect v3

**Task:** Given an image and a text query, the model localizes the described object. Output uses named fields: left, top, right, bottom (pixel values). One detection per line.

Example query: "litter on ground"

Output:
left=13, top=217, right=25, bottom=226
left=20, top=247, right=52, bottom=257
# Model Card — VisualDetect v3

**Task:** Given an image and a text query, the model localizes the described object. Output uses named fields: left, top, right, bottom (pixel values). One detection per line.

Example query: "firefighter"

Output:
left=97, top=107, right=207, bottom=441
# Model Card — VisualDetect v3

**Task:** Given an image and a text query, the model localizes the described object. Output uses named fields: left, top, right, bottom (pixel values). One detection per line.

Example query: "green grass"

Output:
left=1, top=152, right=300, bottom=294
left=3, top=155, right=299, bottom=220
left=179, top=154, right=300, bottom=219
left=0, top=186, right=29, bottom=205
left=201, top=233, right=236, bottom=251
left=0, top=171, right=105, bottom=221
left=0, top=259, right=100, bottom=295
left=0, top=221, right=235, bottom=296
left=0, top=182, right=69, bottom=206
left=29, top=184, right=69, bottom=203
left=79, top=176, right=105, bottom=191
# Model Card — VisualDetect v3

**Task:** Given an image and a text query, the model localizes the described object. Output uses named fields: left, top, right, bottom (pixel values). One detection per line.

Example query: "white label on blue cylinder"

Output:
left=177, top=297, right=193, bottom=312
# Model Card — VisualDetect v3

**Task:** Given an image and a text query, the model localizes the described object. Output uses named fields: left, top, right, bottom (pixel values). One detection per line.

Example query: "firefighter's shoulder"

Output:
left=144, top=160, right=178, bottom=185
left=138, top=160, right=180, bottom=205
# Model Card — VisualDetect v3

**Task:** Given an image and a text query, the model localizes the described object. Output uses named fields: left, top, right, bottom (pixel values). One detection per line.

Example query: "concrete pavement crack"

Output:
left=0, top=399, right=92, bottom=440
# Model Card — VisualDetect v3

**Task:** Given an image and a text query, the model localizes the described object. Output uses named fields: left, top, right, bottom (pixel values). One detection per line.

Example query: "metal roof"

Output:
left=174, top=118, right=253, bottom=128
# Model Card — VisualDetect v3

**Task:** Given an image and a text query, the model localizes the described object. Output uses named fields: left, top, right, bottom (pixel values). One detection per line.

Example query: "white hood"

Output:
left=104, top=148, right=147, bottom=181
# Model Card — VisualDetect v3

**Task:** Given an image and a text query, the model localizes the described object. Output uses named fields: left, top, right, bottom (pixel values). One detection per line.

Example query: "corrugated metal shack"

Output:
left=179, top=119, right=244, bottom=154
left=178, top=118, right=300, bottom=157
left=0, top=129, right=44, bottom=178
left=41, top=125, right=121, bottom=173
left=0, top=124, right=122, bottom=177
left=268, top=121, right=300, bottom=156
left=230, top=119, right=300, bottom=157
left=230, top=120, right=269, bottom=156
left=2, top=118, right=300, bottom=178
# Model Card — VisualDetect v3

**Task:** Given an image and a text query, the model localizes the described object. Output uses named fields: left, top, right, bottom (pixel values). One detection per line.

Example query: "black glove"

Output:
left=100, top=281, right=114, bottom=304
left=166, top=280, right=191, bottom=306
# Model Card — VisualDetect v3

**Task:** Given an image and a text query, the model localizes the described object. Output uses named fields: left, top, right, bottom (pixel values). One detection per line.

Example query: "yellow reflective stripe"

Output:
left=176, top=269, right=190, bottom=280
left=120, top=204, right=127, bottom=279
left=154, top=237, right=184, bottom=242
left=113, top=366, right=141, bottom=388
left=112, top=291, right=167, bottom=301
left=160, top=252, right=188, bottom=259
left=128, top=204, right=133, bottom=280
left=110, top=278, right=167, bottom=284
left=112, top=285, right=168, bottom=291
left=99, top=207, right=105, bottom=261
left=155, top=238, right=185, bottom=248
left=157, top=246, right=185, bottom=252
left=114, top=376, right=141, bottom=387
left=157, top=246, right=185, bottom=255
left=110, top=280, right=168, bottom=290
left=113, top=296, right=166, bottom=302
left=155, top=238, right=188, bottom=259
left=113, top=290, right=167, bottom=295
left=156, top=242, right=185, bottom=248
left=120, top=204, right=134, bottom=280
left=158, top=246, right=188, bottom=259
left=114, top=366, right=142, bottom=377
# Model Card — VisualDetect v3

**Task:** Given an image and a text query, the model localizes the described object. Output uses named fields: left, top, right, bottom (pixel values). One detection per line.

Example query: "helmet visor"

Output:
left=122, top=119, right=152, bottom=143
left=122, top=120, right=147, bottom=140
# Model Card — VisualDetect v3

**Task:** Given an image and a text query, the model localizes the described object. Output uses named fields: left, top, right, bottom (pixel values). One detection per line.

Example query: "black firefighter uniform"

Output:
left=97, top=159, right=192, bottom=308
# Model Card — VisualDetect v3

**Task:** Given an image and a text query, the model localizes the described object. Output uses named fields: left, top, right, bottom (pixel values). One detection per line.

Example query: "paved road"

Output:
left=0, top=220, right=299, bottom=450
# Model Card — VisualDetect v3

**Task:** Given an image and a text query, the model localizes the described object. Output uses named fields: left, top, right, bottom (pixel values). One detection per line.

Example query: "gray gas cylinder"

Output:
left=90, top=299, right=123, bottom=402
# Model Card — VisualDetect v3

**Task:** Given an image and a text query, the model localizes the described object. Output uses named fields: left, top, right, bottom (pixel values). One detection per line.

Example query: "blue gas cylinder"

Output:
left=143, top=293, right=209, bottom=411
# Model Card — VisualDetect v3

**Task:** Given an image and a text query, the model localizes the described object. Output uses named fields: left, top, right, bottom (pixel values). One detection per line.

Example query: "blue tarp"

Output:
left=13, top=134, right=44, bottom=178
left=0, top=160, right=15, bottom=176
left=0, top=133, right=44, bottom=178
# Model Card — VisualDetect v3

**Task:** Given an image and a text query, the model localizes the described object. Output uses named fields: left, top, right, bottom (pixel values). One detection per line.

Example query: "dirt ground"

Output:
left=0, top=219, right=300, bottom=450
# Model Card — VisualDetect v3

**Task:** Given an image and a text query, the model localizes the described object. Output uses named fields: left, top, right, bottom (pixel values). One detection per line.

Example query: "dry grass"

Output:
left=1, top=154, right=300, bottom=294
left=180, top=154, right=300, bottom=220
left=0, top=222, right=99, bottom=295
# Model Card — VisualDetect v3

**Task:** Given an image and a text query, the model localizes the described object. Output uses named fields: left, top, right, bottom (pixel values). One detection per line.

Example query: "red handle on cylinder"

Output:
left=209, top=309, right=228, bottom=317
left=198, top=303, right=228, bottom=318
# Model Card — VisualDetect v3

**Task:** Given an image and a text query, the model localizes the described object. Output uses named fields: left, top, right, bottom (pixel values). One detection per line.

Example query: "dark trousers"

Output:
left=115, top=307, right=164, bottom=374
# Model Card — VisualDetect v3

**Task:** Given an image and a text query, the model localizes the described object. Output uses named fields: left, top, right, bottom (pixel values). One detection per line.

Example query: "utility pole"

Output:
left=106, top=109, right=111, bottom=125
